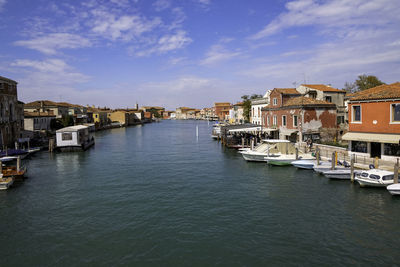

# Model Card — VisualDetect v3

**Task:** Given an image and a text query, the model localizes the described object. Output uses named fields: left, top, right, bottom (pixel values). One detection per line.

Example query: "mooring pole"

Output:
left=350, top=155, right=355, bottom=183
left=331, top=152, right=335, bottom=170
left=394, top=158, right=399, bottom=184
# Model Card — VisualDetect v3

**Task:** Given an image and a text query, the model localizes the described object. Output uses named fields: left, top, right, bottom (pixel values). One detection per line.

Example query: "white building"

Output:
left=250, top=90, right=271, bottom=125
left=56, top=125, right=94, bottom=152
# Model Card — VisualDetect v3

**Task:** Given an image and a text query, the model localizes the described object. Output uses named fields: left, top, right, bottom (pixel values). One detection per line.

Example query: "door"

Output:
left=370, top=142, right=381, bottom=158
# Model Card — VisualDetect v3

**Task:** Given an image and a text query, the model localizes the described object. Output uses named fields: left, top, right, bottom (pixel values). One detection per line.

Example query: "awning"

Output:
left=280, top=129, right=298, bottom=136
left=228, top=127, right=278, bottom=133
left=342, top=132, right=400, bottom=144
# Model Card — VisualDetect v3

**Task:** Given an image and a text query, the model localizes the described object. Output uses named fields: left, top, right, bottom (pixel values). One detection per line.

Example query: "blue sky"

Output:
left=1, top=0, right=400, bottom=110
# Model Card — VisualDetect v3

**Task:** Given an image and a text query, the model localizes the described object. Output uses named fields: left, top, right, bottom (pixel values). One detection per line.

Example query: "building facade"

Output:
left=24, top=111, right=56, bottom=132
left=342, top=82, right=400, bottom=161
left=250, top=90, right=271, bottom=125
left=214, top=102, right=231, bottom=121
left=262, top=88, right=337, bottom=142
left=0, top=76, right=24, bottom=147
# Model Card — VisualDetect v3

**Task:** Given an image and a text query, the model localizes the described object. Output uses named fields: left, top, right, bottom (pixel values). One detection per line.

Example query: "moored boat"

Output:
left=387, top=184, right=400, bottom=195
left=291, top=160, right=330, bottom=170
left=323, top=169, right=361, bottom=180
left=355, top=169, right=395, bottom=187
left=0, top=175, right=14, bottom=190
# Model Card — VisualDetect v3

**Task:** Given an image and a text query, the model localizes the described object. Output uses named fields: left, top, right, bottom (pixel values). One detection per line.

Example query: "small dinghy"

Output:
left=291, top=160, right=330, bottom=170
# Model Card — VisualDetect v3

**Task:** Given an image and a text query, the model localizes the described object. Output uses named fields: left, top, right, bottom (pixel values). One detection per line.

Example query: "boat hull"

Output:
left=355, top=178, right=393, bottom=187
left=387, top=184, right=400, bottom=195
left=0, top=177, right=14, bottom=190
left=241, top=153, right=267, bottom=162
left=268, top=159, right=294, bottom=166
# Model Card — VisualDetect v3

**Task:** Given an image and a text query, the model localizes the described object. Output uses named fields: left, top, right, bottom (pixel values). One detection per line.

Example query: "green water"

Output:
left=0, top=120, right=399, bottom=266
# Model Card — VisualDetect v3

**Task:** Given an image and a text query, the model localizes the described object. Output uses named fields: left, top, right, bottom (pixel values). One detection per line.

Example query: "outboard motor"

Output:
left=343, top=161, right=350, bottom=168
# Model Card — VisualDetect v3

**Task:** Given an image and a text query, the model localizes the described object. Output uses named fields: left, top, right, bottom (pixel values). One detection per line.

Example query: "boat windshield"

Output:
left=369, top=174, right=380, bottom=180
left=255, top=143, right=269, bottom=152
left=382, top=175, right=394, bottom=181
left=361, top=172, right=369, bottom=177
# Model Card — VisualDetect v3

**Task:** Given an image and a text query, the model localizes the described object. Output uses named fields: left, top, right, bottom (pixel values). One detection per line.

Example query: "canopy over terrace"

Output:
left=228, top=127, right=278, bottom=134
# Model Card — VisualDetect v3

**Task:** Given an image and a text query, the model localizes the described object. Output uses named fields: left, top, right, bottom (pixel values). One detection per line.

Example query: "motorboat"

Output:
left=211, top=123, right=224, bottom=139
left=1, top=156, right=27, bottom=181
left=291, top=160, right=330, bottom=170
left=387, top=183, right=400, bottom=195
left=266, top=154, right=314, bottom=166
left=323, top=169, right=361, bottom=180
left=355, top=169, right=395, bottom=187
left=313, top=161, right=349, bottom=174
left=0, top=174, right=13, bottom=190
left=240, top=142, right=271, bottom=162
left=262, top=140, right=314, bottom=165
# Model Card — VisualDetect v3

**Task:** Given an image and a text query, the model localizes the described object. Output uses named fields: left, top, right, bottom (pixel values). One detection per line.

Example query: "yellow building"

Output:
left=109, top=111, right=129, bottom=126
left=88, top=108, right=109, bottom=127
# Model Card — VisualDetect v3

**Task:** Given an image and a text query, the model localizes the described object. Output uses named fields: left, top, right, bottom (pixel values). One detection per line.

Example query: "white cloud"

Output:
left=250, top=0, right=400, bottom=40
left=197, top=0, right=211, bottom=5
left=110, top=0, right=130, bottom=7
left=14, top=33, right=91, bottom=55
left=153, top=0, right=171, bottom=11
left=0, top=0, right=6, bottom=11
left=201, top=44, right=241, bottom=65
left=132, top=30, right=192, bottom=56
left=90, top=9, right=162, bottom=41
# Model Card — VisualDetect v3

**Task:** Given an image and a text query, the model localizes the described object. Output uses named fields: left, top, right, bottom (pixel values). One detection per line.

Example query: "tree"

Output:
left=241, top=94, right=263, bottom=122
left=355, top=74, right=385, bottom=91
left=343, top=81, right=357, bottom=93
left=60, top=115, right=74, bottom=127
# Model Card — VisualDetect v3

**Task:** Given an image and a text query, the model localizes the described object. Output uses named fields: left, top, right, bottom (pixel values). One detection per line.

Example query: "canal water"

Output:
left=1, top=120, right=399, bottom=266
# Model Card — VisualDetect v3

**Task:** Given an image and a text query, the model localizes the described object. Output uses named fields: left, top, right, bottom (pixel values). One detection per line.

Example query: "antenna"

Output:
left=292, top=81, right=297, bottom=88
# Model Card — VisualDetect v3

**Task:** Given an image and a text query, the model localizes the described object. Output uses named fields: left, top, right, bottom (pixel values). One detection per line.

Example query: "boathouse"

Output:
left=56, top=125, right=94, bottom=151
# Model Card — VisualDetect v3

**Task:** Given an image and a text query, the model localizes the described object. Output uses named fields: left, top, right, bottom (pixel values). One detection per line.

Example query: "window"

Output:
left=267, top=116, right=270, bottom=126
left=252, top=107, right=254, bottom=117
left=337, top=116, right=344, bottom=125
left=391, top=104, right=400, bottom=122
left=351, top=141, right=367, bottom=153
left=0, top=83, right=3, bottom=89
left=382, top=175, right=394, bottom=181
left=369, top=174, right=380, bottom=180
left=325, top=96, right=332, bottom=102
left=352, top=105, right=361, bottom=122
left=282, top=115, right=287, bottom=126
left=62, top=133, right=73, bottom=141
left=309, top=91, right=317, bottom=98
left=384, top=143, right=400, bottom=156
left=273, top=98, right=278, bottom=106
left=293, top=115, right=298, bottom=127
left=273, top=115, right=277, bottom=126
left=258, top=107, right=260, bottom=117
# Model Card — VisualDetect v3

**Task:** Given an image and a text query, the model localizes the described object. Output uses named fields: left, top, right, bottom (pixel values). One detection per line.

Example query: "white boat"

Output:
left=387, top=183, right=400, bottom=195
left=0, top=174, right=13, bottom=190
left=323, top=169, right=361, bottom=180
left=291, top=160, right=330, bottom=170
left=240, top=142, right=271, bottom=162
left=355, top=169, right=395, bottom=187
left=211, top=123, right=224, bottom=139
left=266, top=153, right=314, bottom=166
left=313, top=163, right=348, bottom=174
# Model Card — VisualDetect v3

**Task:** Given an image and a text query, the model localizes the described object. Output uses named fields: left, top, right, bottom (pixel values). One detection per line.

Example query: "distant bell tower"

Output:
left=135, top=103, right=139, bottom=110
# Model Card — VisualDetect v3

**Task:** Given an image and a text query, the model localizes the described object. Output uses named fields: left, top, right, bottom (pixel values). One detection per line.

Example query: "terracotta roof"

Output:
left=302, top=84, right=345, bottom=93
left=274, top=88, right=300, bottom=95
left=283, top=96, right=336, bottom=107
left=349, top=82, right=400, bottom=101
left=234, top=102, right=244, bottom=106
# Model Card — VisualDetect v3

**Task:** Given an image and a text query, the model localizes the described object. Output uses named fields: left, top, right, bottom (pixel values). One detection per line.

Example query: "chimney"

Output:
left=135, top=102, right=139, bottom=110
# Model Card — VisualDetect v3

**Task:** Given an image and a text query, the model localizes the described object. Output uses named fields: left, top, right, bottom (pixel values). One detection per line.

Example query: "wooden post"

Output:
left=331, top=152, right=335, bottom=170
left=5, top=146, right=8, bottom=156
left=295, top=148, right=299, bottom=160
left=28, top=140, right=30, bottom=150
left=335, top=151, right=338, bottom=166
left=285, top=142, right=288, bottom=155
left=251, top=139, right=254, bottom=150
left=316, top=148, right=320, bottom=165
left=394, top=158, right=399, bottom=184
left=17, top=156, right=21, bottom=172
left=374, top=157, right=379, bottom=169
left=0, top=159, right=2, bottom=174
left=304, top=143, right=307, bottom=153
left=242, top=138, right=244, bottom=149
left=350, top=155, right=355, bottom=183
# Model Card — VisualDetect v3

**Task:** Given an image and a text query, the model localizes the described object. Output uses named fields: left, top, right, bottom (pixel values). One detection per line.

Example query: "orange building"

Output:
left=214, top=102, right=231, bottom=121
left=343, top=82, right=400, bottom=160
